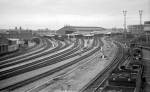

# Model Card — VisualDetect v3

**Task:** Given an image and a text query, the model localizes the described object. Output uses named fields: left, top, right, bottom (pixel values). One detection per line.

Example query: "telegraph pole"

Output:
left=123, top=10, right=127, bottom=45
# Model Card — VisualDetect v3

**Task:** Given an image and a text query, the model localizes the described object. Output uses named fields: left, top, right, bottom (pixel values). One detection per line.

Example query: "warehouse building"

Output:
left=127, top=25, right=144, bottom=34
left=7, top=29, right=33, bottom=40
left=127, top=21, right=150, bottom=34
left=56, top=26, right=105, bottom=35
left=0, top=34, right=19, bottom=55
left=0, top=34, right=9, bottom=45
left=144, top=21, right=150, bottom=42
left=144, top=21, right=150, bottom=32
left=127, top=21, right=150, bottom=43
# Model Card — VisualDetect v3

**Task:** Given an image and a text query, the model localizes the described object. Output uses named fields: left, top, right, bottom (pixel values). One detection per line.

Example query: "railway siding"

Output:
left=142, top=49, right=150, bottom=92
left=80, top=38, right=126, bottom=92
left=0, top=37, right=47, bottom=63
left=36, top=37, right=117, bottom=92
left=0, top=37, right=44, bottom=61
left=0, top=40, right=73, bottom=72
left=0, top=41, right=75, bottom=89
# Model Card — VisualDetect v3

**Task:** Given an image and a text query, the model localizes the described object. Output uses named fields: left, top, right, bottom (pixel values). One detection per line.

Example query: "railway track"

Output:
left=0, top=38, right=77, bottom=80
left=80, top=41, right=127, bottom=92
left=0, top=38, right=66, bottom=69
left=0, top=37, right=45, bottom=61
left=0, top=38, right=48, bottom=63
left=0, top=37, right=101, bottom=91
left=0, top=37, right=50, bottom=62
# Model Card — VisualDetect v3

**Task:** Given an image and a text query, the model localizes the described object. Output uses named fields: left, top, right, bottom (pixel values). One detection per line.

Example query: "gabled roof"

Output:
left=58, top=26, right=105, bottom=32
left=67, top=26, right=105, bottom=31
left=58, top=26, right=76, bottom=32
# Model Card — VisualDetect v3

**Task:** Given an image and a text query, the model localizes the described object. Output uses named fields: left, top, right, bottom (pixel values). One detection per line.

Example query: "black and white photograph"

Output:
left=0, top=0, right=150, bottom=92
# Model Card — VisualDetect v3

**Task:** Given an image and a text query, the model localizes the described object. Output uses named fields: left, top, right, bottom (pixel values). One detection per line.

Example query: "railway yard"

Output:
left=0, top=0, right=150, bottom=91
left=0, top=34, right=149, bottom=92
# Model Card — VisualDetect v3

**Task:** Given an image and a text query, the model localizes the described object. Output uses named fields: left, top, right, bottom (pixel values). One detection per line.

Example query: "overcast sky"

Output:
left=0, top=0, right=150, bottom=30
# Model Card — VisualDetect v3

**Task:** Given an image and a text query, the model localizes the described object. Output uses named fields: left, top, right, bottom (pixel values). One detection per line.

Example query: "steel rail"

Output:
left=0, top=38, right=81, bottom=80
left=0, top=37, right=49, bottom=63
left=0, top=37, right=45, bottom=61
left=0, top=37, right=101, bottom=91
left=0, top=38, right=48, bottom=63
left=80, top=41, right=127, bottom=92
left=0, top=38, right=65, bottom=69
left=93, top=43, right=129, bottom=92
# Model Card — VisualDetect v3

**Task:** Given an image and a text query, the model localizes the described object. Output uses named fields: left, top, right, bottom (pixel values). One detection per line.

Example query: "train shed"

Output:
left=56, top=26, right=105, bottom=35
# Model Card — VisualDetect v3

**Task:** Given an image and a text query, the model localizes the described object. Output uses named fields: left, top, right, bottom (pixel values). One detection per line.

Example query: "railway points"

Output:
left=142, top=49, right=150, bottom=92
left=0, top=37, right=42, bottom=58
left=0, top=35, right=100, bottom=91
left=12, top=39, right=100, bottom=92
left=0, top=37, right=45, bottom=61
left=0, top=37, right=81, bottom=89
left=0, top=38, right=56, bottom=70
left=0, top=1, right=149, bottom=91
left=80, top=35, right=145, bottom=92
left=0, top=38, right=73, bottom=80
left=0, top=38, right=58, bottom=66
left=0, top=33, right=148, bottom=92
left=80, top=40, right=125, bottom=92
left=0, top=38, right=47, bottom=64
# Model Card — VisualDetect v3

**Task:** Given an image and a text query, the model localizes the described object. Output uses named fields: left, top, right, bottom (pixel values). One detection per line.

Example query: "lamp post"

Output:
left=139, top=10, right=143, bottom=25
left=139, top=10, right=143, bottom=44
left=123, top=10, right=127, bottom=45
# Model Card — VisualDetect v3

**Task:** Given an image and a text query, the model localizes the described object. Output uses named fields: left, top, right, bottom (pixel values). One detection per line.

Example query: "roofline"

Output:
left=64, top=25, right=105, bottom=29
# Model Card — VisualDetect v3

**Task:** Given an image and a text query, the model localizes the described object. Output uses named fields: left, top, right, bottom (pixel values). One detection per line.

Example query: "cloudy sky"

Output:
left=0, top=0, right=150, bottom=30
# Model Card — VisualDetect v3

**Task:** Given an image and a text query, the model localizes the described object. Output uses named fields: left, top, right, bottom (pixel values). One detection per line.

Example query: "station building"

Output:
left=56, top=26, right=105, bottom=35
